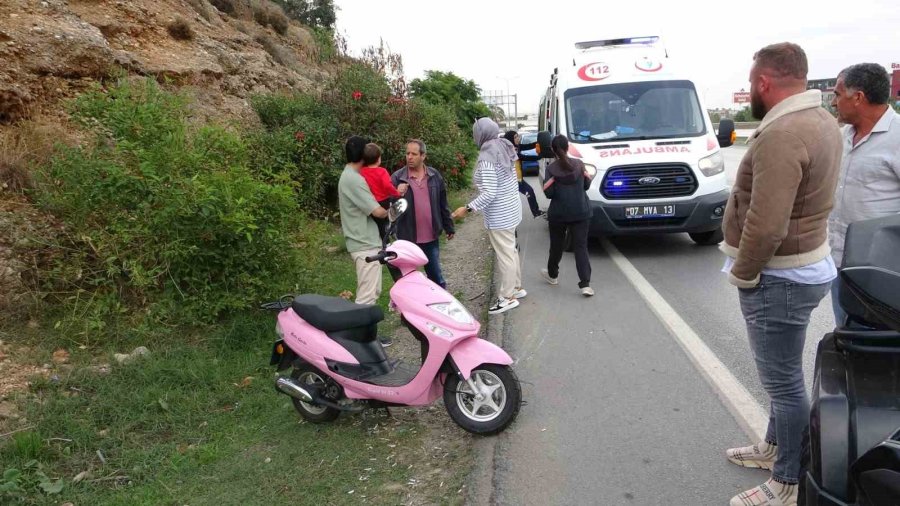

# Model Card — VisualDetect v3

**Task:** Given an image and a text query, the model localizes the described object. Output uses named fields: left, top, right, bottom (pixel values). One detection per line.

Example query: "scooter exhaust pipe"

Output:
left=275, top=376, right=314, bottom=403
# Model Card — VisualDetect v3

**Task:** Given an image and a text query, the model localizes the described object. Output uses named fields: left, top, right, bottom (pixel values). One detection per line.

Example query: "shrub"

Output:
left=31, top=79, right=301, bottom=324
left=186, top=0, right=219, bottom=22
left=248, top=62, right=477, bottom=209
left=0, top=129, right=33, bottom=191
left=209, top=0, right=236, bottom=14
left=0, top=120, right=73, bottom=192
left=167, top=17, right=195, bottom=40
left=259, top=3, right=290, bottom=35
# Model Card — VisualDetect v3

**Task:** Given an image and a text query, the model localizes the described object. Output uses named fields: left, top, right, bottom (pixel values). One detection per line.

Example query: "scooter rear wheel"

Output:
left=444, top=364, right=521, bottom=435
left=290, top=364, right=340, bottom=423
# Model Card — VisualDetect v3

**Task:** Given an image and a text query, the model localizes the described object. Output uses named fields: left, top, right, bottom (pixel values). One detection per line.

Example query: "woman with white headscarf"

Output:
left=452, top=117, right=525, bottom=315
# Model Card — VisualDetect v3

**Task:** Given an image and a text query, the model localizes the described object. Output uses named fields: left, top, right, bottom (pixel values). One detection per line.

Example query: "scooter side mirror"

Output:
left=389, top=198, right=408, bottom=223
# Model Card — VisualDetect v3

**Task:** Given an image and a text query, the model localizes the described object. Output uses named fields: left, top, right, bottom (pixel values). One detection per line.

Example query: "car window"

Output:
left=520, top=133, right=538, bottom=144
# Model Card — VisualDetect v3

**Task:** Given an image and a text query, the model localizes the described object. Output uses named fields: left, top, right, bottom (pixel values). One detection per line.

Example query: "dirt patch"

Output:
left=0, top=340, right=47, bottom=404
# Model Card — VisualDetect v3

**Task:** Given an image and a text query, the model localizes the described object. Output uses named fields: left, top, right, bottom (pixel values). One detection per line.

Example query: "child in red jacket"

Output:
left=360, top=143, right=406, bottom=238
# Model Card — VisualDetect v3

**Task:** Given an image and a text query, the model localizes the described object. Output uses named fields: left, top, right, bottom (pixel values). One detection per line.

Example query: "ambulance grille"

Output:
left=600, top=163, right=697, bottom=200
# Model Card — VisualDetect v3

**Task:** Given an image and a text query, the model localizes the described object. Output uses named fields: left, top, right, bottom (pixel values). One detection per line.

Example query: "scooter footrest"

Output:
left=363, top=361, right=419, bottom=387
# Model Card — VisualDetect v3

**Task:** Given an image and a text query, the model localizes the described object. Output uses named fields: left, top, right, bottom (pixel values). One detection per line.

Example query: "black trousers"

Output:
left=547, top=219, right=591, bottom=288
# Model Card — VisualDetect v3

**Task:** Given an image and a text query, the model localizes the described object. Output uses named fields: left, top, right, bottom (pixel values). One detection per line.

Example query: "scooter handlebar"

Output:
left=365, top=251, right=397, bottom=264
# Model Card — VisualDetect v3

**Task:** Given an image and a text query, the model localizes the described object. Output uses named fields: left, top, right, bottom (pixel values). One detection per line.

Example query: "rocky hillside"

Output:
left=0, top=0, right=333, bottom=125
left=0, top=0, right=337, bottom=311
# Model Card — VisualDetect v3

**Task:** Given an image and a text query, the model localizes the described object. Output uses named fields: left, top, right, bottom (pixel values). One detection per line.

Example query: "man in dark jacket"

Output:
left=390, top=139, right=455, bottom=288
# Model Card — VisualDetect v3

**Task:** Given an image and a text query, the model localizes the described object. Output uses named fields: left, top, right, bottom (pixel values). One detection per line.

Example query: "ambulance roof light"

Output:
left=574, top=36, right=660, bottom=50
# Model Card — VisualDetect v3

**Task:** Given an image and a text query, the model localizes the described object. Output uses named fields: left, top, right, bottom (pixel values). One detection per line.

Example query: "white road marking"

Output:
left=601, top=238, right=768, bottom=441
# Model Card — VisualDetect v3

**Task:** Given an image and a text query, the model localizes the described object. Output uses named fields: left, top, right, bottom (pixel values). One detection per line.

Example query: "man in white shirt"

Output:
left=828, top=63, right=900, bottom=326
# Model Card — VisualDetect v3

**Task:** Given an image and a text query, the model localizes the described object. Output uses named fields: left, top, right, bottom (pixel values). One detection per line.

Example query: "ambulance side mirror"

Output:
left=536, top=131, right=554, bottom=159
left=717, top=119, right=735, bottom=148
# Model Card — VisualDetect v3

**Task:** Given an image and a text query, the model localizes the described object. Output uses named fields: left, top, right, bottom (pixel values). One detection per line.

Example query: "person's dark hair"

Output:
left=345, top=135, right=368, bottom=164
left=503, top=130, right=518, bottom=144
left=753, top=42, right=808, bottom=81
left=407, top=139, right=427, bottom=155
left=839, top=63, right=891, bottom=105
left=550, top=134, right=573, bottom=173
left=362, top=143, right=382, bottom=166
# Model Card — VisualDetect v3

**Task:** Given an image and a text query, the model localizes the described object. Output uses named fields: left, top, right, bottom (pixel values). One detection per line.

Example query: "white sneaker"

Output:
left=540, top=268, right=558, bottom=285
left=488, top=297, right=519, bottom=315
left=581, top=286, right=594, bottom=297
left=512, top=288, right=527, bottom=299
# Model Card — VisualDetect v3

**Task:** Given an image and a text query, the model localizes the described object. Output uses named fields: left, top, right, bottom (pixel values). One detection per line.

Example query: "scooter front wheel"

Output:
left=290, top=364, right=340, bottom=423
left=444, top=364, right=521, bottom=435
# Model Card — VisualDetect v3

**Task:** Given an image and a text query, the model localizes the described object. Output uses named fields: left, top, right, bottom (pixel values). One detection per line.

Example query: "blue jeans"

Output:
left=518, top=180, right=541, bottom=217
left=418, top=240, right=446, bottom=288
left=738, top=275, right=830, bottom=484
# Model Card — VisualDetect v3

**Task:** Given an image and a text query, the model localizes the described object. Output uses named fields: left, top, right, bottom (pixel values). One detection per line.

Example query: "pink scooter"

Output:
left=264, top=200, right=521, bottom=434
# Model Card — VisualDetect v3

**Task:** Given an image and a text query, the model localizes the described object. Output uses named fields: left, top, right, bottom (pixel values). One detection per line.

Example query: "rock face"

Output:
left=0, top=0, right=332, bottom=125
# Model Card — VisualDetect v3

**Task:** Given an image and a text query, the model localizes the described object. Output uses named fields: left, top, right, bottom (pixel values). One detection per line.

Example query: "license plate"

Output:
left=624, top=205, right=676, bottom=219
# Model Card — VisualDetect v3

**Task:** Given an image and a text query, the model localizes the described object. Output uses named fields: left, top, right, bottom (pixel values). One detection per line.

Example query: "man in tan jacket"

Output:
left=721, top=43, right=842, bottom=506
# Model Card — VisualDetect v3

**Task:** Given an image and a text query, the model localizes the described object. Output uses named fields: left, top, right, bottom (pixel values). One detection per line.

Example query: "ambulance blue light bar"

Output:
left=575, top=36, right=660, bottom=50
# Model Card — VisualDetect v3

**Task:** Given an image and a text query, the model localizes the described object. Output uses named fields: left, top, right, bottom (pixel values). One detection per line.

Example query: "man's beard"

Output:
left=750, top=90, right=767, bottom=120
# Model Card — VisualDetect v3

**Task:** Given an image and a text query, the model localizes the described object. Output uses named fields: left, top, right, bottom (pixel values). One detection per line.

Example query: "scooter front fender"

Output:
left=449, top=337, right=513, bottom=379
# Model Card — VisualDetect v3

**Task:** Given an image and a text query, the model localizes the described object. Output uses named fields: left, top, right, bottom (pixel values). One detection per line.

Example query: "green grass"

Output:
left=0, top=206, right=475, bottom=505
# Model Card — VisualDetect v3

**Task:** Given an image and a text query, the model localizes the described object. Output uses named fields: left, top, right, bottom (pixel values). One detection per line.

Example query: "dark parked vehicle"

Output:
left=517, top=131, right=540, bottom=175
left=802, top=213, right=900, bottom=506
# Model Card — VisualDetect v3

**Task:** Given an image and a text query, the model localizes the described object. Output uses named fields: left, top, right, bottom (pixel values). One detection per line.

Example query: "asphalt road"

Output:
left=486, top=146, right=837, bottom=505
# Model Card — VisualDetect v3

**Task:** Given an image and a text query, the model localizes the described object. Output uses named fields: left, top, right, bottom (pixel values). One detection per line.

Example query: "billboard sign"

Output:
left=733, top=91, right=751, bottom=104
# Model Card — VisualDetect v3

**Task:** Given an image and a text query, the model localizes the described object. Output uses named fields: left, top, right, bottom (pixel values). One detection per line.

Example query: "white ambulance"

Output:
left=536, top=35, right=735, bottom=245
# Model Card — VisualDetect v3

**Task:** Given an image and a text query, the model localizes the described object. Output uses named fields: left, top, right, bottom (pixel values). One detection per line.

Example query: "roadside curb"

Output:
left=466, top=236, right=517, bottom=506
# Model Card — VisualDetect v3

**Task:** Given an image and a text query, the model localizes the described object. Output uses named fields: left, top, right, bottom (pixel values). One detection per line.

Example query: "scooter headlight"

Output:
left=275, top=321, right=284, bottom=339
left=428, top=301, right=474, bottom=324
left=698, top=152, right=725, bottom=177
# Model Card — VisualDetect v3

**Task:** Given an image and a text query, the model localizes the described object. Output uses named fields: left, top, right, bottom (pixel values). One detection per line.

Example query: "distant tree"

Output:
left=273, top=0, right=336, bottom=29
left=488, top=105, right=505, bottom=124
left=733, top=106, right=755, bottom=122
left=409, top=71, right=492, bottom=131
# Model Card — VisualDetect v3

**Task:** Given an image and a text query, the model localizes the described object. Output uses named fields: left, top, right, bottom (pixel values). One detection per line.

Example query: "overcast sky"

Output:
left=333, top=0, right=899, bottom=115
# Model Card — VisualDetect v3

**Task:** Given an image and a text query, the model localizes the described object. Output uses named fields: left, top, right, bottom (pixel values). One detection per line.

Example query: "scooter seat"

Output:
left=291, top=294, right=384, bottom=332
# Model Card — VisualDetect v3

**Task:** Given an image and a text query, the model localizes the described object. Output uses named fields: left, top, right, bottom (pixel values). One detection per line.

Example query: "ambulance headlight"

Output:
left=698, top=152, right=724, bottom=177
left=584, top=163, right=597, bottom=179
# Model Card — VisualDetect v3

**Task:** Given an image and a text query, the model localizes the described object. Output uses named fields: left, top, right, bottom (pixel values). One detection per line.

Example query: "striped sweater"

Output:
left=469, top=161, right=522, bottom=230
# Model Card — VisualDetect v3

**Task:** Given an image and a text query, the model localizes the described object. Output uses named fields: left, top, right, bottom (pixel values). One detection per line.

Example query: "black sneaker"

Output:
left=488, top=297, right=519, bottom=315
left=378, top=336, right=393, bottom=347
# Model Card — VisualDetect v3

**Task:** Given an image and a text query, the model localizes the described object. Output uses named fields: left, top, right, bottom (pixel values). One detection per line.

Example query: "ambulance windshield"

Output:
left=564, top=80, right=706, bottom=143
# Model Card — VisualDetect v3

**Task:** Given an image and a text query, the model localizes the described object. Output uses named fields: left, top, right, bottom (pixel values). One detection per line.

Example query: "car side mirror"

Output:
left=536, top=131, right=554, bottom=159
left=717, top=119, right=735, bottom=148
